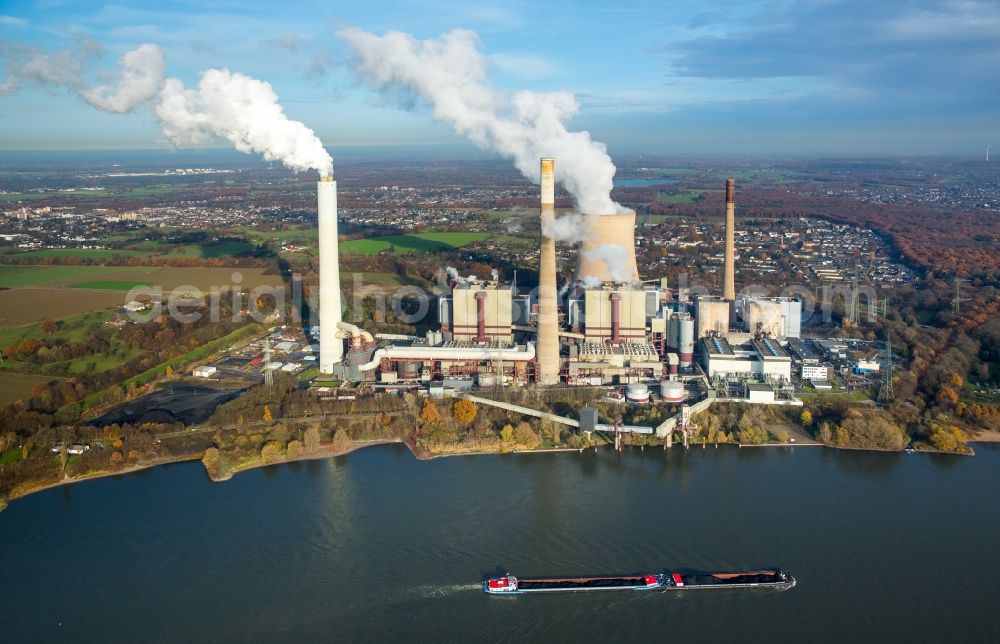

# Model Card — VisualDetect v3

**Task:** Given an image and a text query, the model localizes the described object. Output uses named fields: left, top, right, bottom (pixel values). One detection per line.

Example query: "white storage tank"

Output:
left=477, top=373, right=497, bottom=388
left=660, top=380, right=685, bottom=403
left=625, top=382, right=650, bottom=403
left=679, top=314, right=695, bottom=367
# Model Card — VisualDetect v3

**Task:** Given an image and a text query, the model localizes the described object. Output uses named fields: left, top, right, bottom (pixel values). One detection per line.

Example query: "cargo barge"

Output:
left=667, top=569, right=795, bottom=590
left=484, top=574, right=665, bottom=594
left=483, top=569, right=793, bottom=595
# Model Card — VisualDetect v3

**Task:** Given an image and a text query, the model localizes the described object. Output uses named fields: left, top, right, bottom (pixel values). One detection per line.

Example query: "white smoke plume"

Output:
left=541, top=213, right=586, bottom=244
left=339, top=28, right=628, bottom=215
left=490, top=269, right=499, bottom=282
left=0, top=40, right=332, bottom=175
left=584, top=244, right=633, bottom=283
left=82, top=44, right=166, bottom=113
left=155, top=70, right=332, bottom=175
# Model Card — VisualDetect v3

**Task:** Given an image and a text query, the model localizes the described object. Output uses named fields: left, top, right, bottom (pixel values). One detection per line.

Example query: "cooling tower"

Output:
left=318, top=174, right=343, bottom=373
left=575, top=213, right=640, bottom=284
left=536, top=158, right=560, bottom=385
left=723, top=178, right=736, bottom=302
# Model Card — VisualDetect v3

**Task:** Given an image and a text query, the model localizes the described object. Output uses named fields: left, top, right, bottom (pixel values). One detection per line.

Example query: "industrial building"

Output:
left=309, top=160, right=797, bottom=407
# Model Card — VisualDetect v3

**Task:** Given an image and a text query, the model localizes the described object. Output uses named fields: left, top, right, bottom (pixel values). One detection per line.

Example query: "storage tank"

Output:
left=660, top=380, right=685, bottom=403
left=625, top=382, right=650, bottom=403
left=679, top=314, right=695, bottom=367
left=667, top=314, right=680, bottom=353
left=397, top=362, right=421, bottom=379
left=477, top=373, right=497, bottom=388
left=666, top=352, right=679, bottom=375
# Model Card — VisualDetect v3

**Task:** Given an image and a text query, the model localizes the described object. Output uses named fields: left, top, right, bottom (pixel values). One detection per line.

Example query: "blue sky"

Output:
left=0, top=0, right=997, bottom=155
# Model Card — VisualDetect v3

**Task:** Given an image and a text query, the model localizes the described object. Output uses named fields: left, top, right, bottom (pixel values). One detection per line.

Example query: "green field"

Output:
left=656, top=190, right=704, bottom=205
left=340, top=232, right=494, bottom=256
left=70, top=280, right=154, bottom=291
left=14, top=249, right=144, bottom=260
left=0, top=265, right=121, bottom=288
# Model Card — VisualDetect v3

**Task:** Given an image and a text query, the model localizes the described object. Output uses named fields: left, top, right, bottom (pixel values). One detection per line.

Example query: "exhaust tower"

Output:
left=536, top=158, right=560, bottom=385
left=723, top=178, right=736, bottom=303
left=318, top=173, right=343, bottom=373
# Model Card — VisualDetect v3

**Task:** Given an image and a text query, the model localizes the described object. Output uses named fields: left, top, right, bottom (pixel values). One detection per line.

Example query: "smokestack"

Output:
left=318, top=174, right=343, bottom=373
left=723, top=178, right=736, bottom=304
left=537, top=158, right=560, bottom=385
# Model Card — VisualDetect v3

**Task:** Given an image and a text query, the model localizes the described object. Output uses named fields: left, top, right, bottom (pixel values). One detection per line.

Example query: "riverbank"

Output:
left=0, top=428, right=982, bottom=512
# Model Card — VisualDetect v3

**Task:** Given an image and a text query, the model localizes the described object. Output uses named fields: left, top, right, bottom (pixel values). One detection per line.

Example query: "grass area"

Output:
left=0, top=447, right=24, bottom=464
left=340, top=232, right=493, bottom=256
left=0, top=372, right=65, bottom=405
left=82, top=324, right=264, bottom=409
left=656, top=190, right=703, bottom=205
left=0, top=309, right=115, bottom=349
left=298, top=366, right=320, bottom=382
left=15, top=249, right=144, bottom=260
left=0, top=265, right=120, bottom=288
left=346, top=271, right=433, bottom=289
left=66, top=348, right=143, bottom=374
left=70, top=280, right=153, bottom=291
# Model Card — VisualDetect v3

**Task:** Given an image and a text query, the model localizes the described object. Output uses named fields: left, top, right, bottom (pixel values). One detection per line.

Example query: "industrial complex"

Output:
left=312, top=158, right=805, bottom=435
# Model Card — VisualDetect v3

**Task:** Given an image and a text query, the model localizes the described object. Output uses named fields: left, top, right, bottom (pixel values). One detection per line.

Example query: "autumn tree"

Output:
left=420, top=400, right=441, bottom=423
left=512, top=422, right=541, bottom=449
left=453, top=399, right=477, bottom=425
left=800, top=410, right=813, bottom=427
left=40, top=317, right=57, bottom=334
left=262, top=405, right=273, bottom=422
left=286, top=439, right=304, bottom=460
left=260, top=440, right=285, bottom=463
left=332, top=429, right=351, bottom=452
left=303, top=425, right=320, bottom=452
left=165, top=365, right=174, bottom=377
left=499, top=424, right=514, bottom=443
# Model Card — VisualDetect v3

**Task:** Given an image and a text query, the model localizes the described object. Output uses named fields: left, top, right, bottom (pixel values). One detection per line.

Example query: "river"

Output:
left=2, top=443, right=998, bottom=643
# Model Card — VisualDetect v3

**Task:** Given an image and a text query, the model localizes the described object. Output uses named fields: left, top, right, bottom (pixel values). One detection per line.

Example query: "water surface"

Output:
left=2, top=444, right=998, bottom=643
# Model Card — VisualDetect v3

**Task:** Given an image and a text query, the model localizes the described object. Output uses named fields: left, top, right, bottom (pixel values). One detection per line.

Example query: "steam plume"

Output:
left=0, top=41, right=331, bottom=175
left=339, top=28, right=626, bottom=216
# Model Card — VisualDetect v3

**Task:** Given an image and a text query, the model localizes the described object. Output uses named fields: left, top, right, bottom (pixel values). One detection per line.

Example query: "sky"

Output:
left=0, top=0, right=997, bottom=155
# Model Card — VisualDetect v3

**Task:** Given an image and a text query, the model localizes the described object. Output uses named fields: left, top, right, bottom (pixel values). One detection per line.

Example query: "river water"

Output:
left=3, top=443, right=998, bottom=643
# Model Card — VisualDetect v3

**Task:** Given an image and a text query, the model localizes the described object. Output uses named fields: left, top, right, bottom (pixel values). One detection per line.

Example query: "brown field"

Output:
left=0, top=289, right=126, bottom=326
left=0, top=372, right=65, bottom=405
left=0, top=267, right=286, bottom=327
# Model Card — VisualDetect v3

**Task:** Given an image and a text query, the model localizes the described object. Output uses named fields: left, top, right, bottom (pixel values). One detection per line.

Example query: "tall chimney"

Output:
left=537, top=158, right=560, bottom=385
left=723, top=178, right=736, bottom=303
left=318, top=174, right=343, bottom=373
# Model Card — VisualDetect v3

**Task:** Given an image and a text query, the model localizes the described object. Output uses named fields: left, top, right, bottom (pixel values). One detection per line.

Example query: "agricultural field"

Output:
left=0, top=372, right=65, bottom=405
left=340, top=232, right=497, bottom=256
left=0, top=265, right=121, bottom=288
left=656, top=190, right=704, bottom=205
left=0, top=267, right=285, bottom=326
left=0, top=290, right=124, bottom=327
left=12, top=248, right=144, bottom=260
left=345, top=271, right=435, bottom=289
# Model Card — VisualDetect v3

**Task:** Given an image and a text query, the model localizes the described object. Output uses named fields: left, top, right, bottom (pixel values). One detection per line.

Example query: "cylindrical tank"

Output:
left=477, top=373, right=497, bottom=388
left=679, top=314, right=695, bottom=367
left=667, top=352, right=679, bottom=375
left=667, top=314, right=680, bottom=353
left=625, top=382, right=650, bottom=403
left=660, top=380, right=685, bottom=403
left=397, top=361, right=421, bottom=379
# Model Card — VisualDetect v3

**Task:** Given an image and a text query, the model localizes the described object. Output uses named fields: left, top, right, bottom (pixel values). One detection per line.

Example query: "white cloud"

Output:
left=489, top=53, right=560, bottom=79
left=0, top=15, right=28, bottom=27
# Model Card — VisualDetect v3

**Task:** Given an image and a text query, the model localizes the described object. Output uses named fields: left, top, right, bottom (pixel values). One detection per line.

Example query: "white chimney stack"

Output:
left=318, top=173, right=343, bottom=372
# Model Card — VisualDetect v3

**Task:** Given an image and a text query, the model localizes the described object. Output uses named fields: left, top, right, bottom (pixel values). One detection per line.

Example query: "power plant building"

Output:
left=695, top=296, right=731, bottom=338
left=441, top=281, right=514, bottom=343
